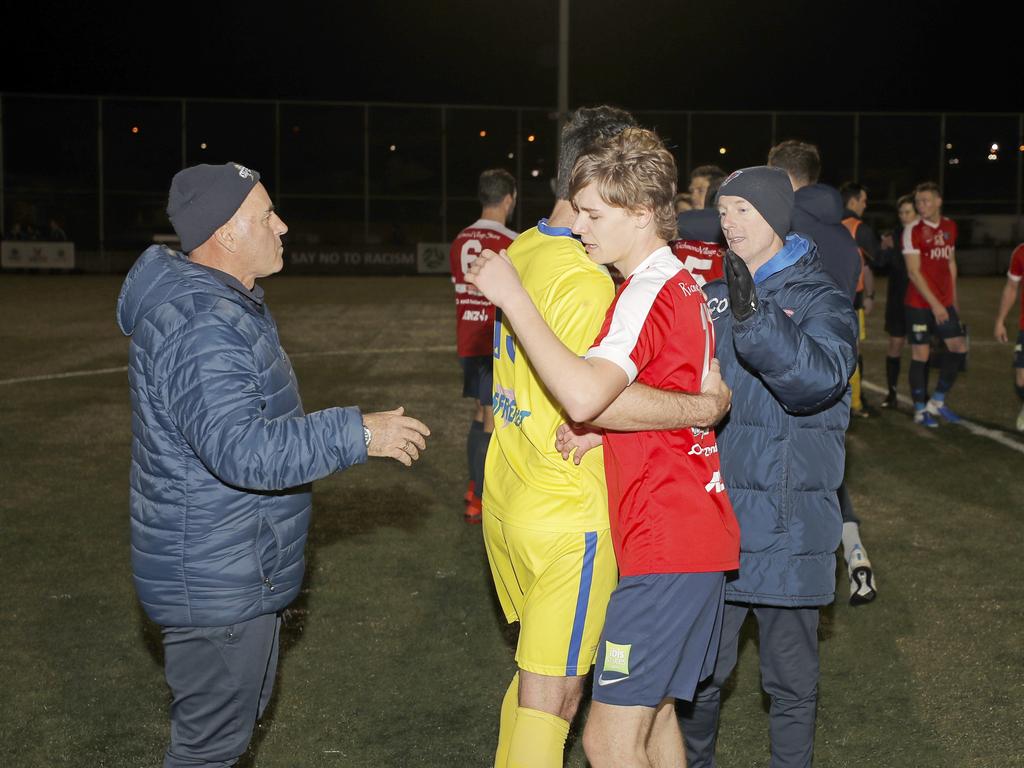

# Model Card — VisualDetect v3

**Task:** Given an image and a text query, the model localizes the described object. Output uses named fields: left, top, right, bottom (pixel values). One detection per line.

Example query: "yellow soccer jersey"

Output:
left=484, top=221, right=615, bottom=532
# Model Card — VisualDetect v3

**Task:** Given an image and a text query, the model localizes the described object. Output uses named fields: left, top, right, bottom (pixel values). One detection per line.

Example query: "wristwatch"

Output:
left=363, top=424, right=372, bottom=447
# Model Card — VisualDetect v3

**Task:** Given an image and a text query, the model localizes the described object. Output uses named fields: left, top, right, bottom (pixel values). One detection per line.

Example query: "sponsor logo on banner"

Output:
left=1, top=241, right=75, bottom=270
left=417, top=242, right=450, bottom=274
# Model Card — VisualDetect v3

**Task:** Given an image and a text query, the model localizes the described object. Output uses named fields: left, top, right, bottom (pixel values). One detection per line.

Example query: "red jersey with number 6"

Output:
left=449, top=219, right=517, bottom=356
left=902, top=217, right=957, bottom=309
left=586, top=246, right=740, bottom=577
left=670, top=239, right=725, bottom=287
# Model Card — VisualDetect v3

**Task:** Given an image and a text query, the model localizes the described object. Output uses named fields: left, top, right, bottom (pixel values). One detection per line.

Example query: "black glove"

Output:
left=724, top=249, right=758, bottom=322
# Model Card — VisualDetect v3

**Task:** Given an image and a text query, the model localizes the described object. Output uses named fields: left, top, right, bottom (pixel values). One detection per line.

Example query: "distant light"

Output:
left=200, top=142, right=207, bottom=150
left=527, top=134, right=536, bottom=143
left=131, top=126, right=139, bottom=135
left=987, top=153, right=998, bottom=161
left=530, top=169, right=540, bottom=178
left=389, top=144, right=397, bottom=152
left=507, top=152, right=514, bottom=159
left=948, top=158, right=960, bottom=165
left=991, top=143, right=999, bottom=152
left=1020, top=144, right=1024, bottom=152
left=479, top=130, right=487, bottom=138
left=945, top=143, right=953, bottom=150
left=718, top=147, right=727, bottom=155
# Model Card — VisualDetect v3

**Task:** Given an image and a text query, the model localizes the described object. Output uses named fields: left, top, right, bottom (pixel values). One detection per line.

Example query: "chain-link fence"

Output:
left=2, top=93, right=1021, bottom=273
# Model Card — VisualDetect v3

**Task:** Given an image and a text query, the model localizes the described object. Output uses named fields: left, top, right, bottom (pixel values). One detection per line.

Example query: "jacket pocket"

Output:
left=253, top=508, right=282, bottom=590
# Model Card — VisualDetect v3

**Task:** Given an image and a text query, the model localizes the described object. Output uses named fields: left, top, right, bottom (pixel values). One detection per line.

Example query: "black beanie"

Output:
left=715, top=166, right=793, bottom=240
left=166, top=162, right=261, bottom=252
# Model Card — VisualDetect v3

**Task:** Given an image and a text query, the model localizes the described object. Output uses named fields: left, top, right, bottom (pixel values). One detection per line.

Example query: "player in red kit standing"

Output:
left=469, top=128, right=739, bottom=768
left=994, top=242, right=1024, bottom=431
left=902, top=181, right=967, bottom=427
left=449, top=169, right=517, bottom=521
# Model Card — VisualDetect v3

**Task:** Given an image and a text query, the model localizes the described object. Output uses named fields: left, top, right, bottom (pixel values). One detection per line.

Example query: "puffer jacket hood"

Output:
left=704, top=235, right=858, bottom=606
left=791, top=184, right=861, bottom=301
left=118, top=245, right=367, bottom=627
left=676, top=208, right=725, bottom=243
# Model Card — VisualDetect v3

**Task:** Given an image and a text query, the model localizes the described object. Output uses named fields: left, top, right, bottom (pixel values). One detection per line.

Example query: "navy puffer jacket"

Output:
left=116, top=245, right=367, bottom=627
left=705, top=235, right=857, bottom=607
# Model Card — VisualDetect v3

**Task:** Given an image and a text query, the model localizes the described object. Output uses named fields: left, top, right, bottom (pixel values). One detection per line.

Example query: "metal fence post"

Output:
left=98, top=97, right=105, bottom=270
left=0, top=94, right=5, bottom=239
left=441, top=106, right=448, bottom=241
left=363, top=104, right=370, bottom=245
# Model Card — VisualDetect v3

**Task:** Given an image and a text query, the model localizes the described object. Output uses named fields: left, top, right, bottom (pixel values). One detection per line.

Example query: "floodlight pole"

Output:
left=557, top=0, right=569, bottom=144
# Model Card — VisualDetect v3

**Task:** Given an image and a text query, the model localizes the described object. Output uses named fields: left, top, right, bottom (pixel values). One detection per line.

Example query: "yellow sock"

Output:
left=494, top=673, right=519, bottom=768
left=507, top=707, right=570, bottom=768
left=851, top=364, right=863, bottom=411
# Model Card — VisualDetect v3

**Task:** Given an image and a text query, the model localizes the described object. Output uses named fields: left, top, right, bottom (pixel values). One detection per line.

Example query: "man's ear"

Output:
left=214, top=221, right=237, bottom=253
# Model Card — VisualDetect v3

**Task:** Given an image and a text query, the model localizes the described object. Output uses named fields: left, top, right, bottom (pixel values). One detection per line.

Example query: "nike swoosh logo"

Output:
left=597, top=675, right=629, bottom=686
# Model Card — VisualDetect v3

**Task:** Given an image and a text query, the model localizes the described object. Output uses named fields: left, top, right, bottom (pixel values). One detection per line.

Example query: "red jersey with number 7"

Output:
left=449, top=219, right=517, bottom=356
left=902, top=217, right=957, bottom=309
left=586, top=246, right=740, bottom=577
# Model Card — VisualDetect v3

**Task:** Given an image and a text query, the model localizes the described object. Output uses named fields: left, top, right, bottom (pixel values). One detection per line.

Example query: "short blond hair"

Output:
left=569, top=127, right=678, bottom=241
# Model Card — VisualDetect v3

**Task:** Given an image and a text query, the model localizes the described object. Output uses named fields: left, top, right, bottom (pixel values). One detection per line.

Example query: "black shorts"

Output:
left=884, top=273, right=909, bottom=337
left=592, top=572, right=725, bottom=707
left=460, top=355, right=493, bottom=405
left=906, top=305, right=963, bottom=346
left=1015, top=330, right=1024, bottom=369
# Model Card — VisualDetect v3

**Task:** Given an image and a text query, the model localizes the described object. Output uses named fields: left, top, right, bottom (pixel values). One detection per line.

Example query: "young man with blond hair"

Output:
left=470, top=127, right=739, bottom=768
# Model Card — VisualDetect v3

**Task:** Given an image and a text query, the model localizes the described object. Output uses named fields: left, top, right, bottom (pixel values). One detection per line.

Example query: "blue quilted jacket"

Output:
left=704, top=235, right=858, bottom=607
left=116, top=245, right=367, bottom=627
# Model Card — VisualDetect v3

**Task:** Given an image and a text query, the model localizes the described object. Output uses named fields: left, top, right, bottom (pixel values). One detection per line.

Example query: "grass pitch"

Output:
left=0, top=272, right=1021, bottom=767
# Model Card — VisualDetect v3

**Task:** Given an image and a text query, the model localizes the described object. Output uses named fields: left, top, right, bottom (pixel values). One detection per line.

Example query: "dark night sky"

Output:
left=2, top=1, right=1020, bottom=112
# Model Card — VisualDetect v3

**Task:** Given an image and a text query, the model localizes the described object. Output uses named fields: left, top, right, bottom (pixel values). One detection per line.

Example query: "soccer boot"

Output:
left=880, top=389, right=899, bottom=409
left=913, top=410, right=939, bottom=428
left=464, top=480, right=476, bottom=505
left=925, top=398, right=961, bottom=424
left=848, top=546, right=877, bottom=606
left=464, top=495, right=483, bottom=524
left=1017, top=403, right=1024, bottom=432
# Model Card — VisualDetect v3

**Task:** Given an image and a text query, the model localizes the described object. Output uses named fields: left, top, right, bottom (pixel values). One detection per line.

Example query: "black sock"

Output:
left=474, top=431, right=492, bottom=498
left=1016, top=384, right=1024, bottom=402
left=936, top=352, right=965, bottom=396
left=886, top=356, right=901, bottom=393
left=468, top=420, right=483, bottom=491
left=909, top=360, right=929, bottom=405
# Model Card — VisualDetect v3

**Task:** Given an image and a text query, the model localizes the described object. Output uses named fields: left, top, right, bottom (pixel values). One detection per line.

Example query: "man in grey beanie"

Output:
left=678, top=166, right=858, bottom=768
left=117, top=162, right=431, bottom=767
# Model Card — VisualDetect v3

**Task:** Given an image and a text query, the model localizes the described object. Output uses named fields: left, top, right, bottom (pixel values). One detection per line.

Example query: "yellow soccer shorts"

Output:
left=858, top=307, right=867, bottom=342
left=483, top=511, right=617, bottom=677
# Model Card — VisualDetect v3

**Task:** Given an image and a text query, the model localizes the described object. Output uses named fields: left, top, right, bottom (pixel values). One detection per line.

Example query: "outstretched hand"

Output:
left=554, top=423, right=603, bottom=465
left=724, top=249, right=758, bottom=322
left=464, top=249, right=524, bottom=309
left=362, top=407, right=431, bottom=467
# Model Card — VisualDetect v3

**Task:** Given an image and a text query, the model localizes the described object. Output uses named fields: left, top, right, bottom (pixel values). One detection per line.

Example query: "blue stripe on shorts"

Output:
left=565, top=531, right=597, bottom=676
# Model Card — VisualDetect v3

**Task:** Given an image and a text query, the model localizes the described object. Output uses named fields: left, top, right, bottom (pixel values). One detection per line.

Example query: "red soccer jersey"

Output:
left=670, top=239, right=725, bottom=287
left=586, top=246, right=740, bottom=577
left=902, top=217, right=958, bottom=309
left=1008, top=243, right=1024, bottom=331
left=449, top=219, right=517, bottom=356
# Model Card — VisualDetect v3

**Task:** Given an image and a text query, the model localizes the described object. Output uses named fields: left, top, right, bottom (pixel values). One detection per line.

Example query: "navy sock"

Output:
left=936, top=352, right=965, bottom=396
left=474, top=431, right=491, bottom=499
left=909, top=360, right=929, bottom=405
left=468, top=420, right=483, bottom=490
left=886, top=356, right=901, bottom=393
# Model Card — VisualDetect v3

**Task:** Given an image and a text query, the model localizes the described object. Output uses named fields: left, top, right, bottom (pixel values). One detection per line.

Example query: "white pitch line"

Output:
left=862, top=380, right=1024, bottom=456
left=0, top=345, right=459, bottom=386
